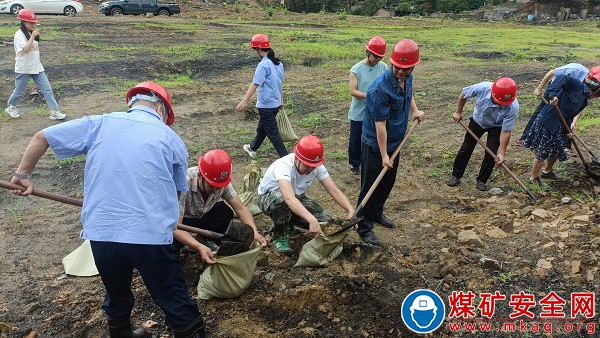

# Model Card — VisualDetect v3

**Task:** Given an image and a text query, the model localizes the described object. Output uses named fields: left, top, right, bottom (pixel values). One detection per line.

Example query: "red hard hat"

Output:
left=18, top=9, right=37, bottom=23
left=588, top=66, right=600, bottom=83
left=294, top=135, right=324, bottom=168
left=126, top=82, right=174, bottom=126
left=250, top=33, right=270, bottom=49
left=366, top=36, right=386, bottom=57
left=491, top=78, right=517, bottom=106
left=198, top=149, right=232, bottom=188
left=390, top=39, right=420, bottom=68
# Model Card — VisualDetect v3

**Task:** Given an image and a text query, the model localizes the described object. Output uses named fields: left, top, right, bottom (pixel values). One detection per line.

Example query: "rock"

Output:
left=257, top=253, right=269, bottom=266
left=480, top=257, right=501, bottom=270
left=561, top=197, right=572, bottom=204
left=457, top=230, right=484, bottom=247
left=571, top=260, right=581, bottom=274
left=25, top=302, right=39, bottom=314
left=278, top=284, right=286, bottom=292
left=277, top=258, right=294, bottom=269
left=297, top=320, right=306, bottom=329
left=520, top=206, right=534, bottom=217
left=536, top=268, right=547, bottom=278
left=24, top=331, right=37, bottom=338
left=532, top=209, right=553, bottom=218
left=501, top=222, right=514, bottom=233
left=581, top=252, right=598, bottom=265
left=586, top=271, right=594, bottom=282
left=142, top=320, right=158, bottom=332
left=573, top=215, right=589, bottom=222
left=489, top=187, right=503, bottom=196
left=541, top=242, right=556, bottom=248
left=264, top=272, right=275, bottom=281
left=536, top=259, right=553, bottom=269
left=486, top=227, right=507, bottom=238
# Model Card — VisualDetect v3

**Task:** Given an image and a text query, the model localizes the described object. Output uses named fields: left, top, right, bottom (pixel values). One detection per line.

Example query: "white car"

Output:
left=0, top=0, right=83, bottom=16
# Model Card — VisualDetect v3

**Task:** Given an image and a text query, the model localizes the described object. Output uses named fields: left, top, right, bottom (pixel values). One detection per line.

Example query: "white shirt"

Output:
left=14, top=30, right=44, bottom=74
left=258, top=153, right=329, bottom=196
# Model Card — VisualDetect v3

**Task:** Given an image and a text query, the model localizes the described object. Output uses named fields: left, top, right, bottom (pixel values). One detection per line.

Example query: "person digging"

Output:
left=257, top=135, right=355, bottom=253
left=173, top=149, right=266, bottom=260
left=447, top=77, right=520, bottom=191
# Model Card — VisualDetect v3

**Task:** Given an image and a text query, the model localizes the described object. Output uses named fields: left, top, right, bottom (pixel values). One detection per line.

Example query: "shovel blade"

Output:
left=213, top=222, right=254, bottom=256
left=216, top=240, right=252, bottom=256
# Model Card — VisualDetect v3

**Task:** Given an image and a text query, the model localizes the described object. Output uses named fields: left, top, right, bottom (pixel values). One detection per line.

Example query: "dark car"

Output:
left=99, top=0, right=180, bottom=16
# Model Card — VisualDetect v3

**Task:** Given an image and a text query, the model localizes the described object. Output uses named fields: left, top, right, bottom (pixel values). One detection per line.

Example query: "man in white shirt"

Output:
left=257, top=135, right=355, bottom=253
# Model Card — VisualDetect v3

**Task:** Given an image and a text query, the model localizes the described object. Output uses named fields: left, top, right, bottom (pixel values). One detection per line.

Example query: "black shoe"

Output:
left=375, top=214, right=395, bottom=228
left=541, top=170, right=559, bottom=180
left=350, top=166, right=359, bottom=175
left=360, top=232, right=382, bottom=246
left=447, top=176, right=460, bottom=187
left=109, top=318, right=149, bottom=338
left=476, top=181, right=488, bottom=191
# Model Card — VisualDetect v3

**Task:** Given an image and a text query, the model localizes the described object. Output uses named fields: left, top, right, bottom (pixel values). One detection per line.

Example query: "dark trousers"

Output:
left=348, top=120, right=363, bottom=167
left=90, top=241, right=201, bottom=329
left=250, top=107, right=289, bottom=157
left=173, top=201, right=233, bottom=253
left=451, top=117, right=501, bottom=184
left=356, top=142, right=399, bottom=236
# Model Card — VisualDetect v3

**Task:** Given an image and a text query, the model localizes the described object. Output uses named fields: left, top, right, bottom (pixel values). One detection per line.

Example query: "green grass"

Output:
left=152, top=43, right=210, bottom=62
left=80, top=42, right=137, bottom=52
left=297, top=113, right=327, bottom=129
left=50, top=154, right=86, bottom=169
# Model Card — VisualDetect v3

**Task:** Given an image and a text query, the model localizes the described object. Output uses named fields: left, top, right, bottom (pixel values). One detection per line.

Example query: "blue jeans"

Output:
left=90, top=241, right=201, bottom=329
left=348, top=120, right=363, bottom=167
left=249, top=107, right=288, bottom=157
left=8, top=72, right=59, bottom=110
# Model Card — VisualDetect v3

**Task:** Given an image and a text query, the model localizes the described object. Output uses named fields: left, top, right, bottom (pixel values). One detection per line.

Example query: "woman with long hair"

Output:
left=5, top=9, right=65, bottom=120
left=235, top=33, right=287, bottom=158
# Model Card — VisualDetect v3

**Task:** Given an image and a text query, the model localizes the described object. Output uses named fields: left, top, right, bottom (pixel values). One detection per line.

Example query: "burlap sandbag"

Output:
left=62, top=240, right=99, bottom=276
left=276, top=108, right=300, bottom=142
left=295, top=225, right=351, bottom=267
left=234, top=162, right=263, bottom=216
left=197, top=241, right=261, bottom=300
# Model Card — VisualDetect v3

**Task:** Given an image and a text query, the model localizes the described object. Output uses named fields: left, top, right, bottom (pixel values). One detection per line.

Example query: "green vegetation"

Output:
left=298, top=113, right=328, bottom=129
left=50, top=154, right=87, bottom=169
left=153, top=43, right=209, bottom=62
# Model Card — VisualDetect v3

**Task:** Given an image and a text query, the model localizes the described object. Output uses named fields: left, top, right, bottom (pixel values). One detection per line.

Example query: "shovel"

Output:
left=540, top=97, right=600, bottom=178
left=329, top=119, right=420, bottom=236
left=457, top=120, right=536, bottom=204
left=0, top=180, right=254, bottom=256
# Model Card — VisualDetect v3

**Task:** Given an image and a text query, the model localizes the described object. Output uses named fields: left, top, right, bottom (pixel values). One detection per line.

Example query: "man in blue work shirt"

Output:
left=357, top=39, right=425, bottom=247
left=9, top=82, right=207, bottom=338
left=447, top=78, right=519, bottom=192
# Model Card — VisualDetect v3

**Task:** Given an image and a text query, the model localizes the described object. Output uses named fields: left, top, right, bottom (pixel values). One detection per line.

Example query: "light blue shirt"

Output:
left=462, top=82, right=519, bottom=131
left=253, top=55, right=284, bottom=109
left=552, top=63, right=589, bottom=83
left=348, top=61, right=388, bottom=121
left=43, top=106, right=189, bottom=245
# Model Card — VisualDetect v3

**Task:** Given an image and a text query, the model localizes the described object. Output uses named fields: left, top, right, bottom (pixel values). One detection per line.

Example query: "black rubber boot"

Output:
left=174, top=316, right=206, bottom=338
left=108, top=318, right=149, bottom=338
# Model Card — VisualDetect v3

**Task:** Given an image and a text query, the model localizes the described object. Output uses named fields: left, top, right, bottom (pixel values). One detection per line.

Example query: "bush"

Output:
left=396, top=1, right=411, bottom=15
left=287, top=0, right=345, bottom=13
left=352, top=0, right=383, bottom=16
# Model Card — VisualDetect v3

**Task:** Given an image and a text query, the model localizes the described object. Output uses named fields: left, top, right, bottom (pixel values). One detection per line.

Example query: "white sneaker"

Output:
left=243, top=144, right=257, bottom=158
left=49, top=110, right=66, bottom=120
left=5, top=105, right=20, bottom=118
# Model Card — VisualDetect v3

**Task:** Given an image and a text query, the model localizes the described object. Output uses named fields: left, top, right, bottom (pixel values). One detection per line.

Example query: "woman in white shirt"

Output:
left=5, top=10, right=65, bottom=120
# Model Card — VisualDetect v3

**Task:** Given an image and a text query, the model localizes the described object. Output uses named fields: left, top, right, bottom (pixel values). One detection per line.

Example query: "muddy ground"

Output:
left=0, top=3, right=599, bottom=337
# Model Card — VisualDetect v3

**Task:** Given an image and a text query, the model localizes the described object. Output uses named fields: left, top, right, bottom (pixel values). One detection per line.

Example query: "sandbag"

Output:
left=197, top=241, right=261, bottom=300
left=295, top=225, right=351, bottom=267
left=276, top=108, right=300, bottom=142
left=62, top=240, right=99, bottom=276
left=234, top=162, right=263, bottom=216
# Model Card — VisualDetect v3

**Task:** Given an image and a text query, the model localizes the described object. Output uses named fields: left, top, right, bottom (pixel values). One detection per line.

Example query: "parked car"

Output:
left=0, top=0, right=83, bottom=16
left=99, top=0, right=180, bottom=16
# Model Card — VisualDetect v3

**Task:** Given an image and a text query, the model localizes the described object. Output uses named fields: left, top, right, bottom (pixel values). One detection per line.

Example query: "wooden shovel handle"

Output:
left=0, top=179, right=216, bottom=237
left=457, top=120, right=536, bottom=204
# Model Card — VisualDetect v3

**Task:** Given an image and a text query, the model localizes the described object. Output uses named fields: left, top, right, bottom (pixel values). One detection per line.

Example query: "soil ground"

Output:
left=0, top=2, right=599, bottom=337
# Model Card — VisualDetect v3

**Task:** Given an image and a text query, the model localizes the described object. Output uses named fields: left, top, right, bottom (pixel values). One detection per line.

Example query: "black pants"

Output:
left=348, top=120, right=363, bottom=167
left=173, top=201, right=233, bottom=253
left=90, top=241, right=201, bottom=329
left=356, top=142, right=399, bottom=236
left=451, top=117, right=501, bottom=184
left=250, top=107, right=289, bottom=157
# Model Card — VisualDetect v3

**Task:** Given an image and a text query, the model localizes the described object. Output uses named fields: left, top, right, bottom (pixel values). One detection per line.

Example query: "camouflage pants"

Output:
left=257, top=191, right=330, bottom=236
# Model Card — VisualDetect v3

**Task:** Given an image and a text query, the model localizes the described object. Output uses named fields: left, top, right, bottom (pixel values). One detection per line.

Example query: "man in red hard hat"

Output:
left=174, top=149, right=266, bottom=260
left=347, top=36, right=389, bottom=175
left=257, top=135, right=355, bottom=253
left=357, top=39, right=425, bottom=247
left=448, top=78, right=520, bottom=191
left=9, top=82, right=206, bottom=338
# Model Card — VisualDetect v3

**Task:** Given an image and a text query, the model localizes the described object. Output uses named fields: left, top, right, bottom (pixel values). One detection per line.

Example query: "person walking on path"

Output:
left=357, top=39, right=425, bottom=247
left=257, top=135, right=354, bottom=253
left=524, top=67, right=600, bottom=183
left=9, top=82, right=206, bottom=338
left=347, top=36, right=389, bottom=175
left=236, top=33, right=288, bottom=158
left=447, top=78, right=519, bottom=192
left=174, top=149, right=267, bottom=257
left=515, top=63, right=590, bottom=148
left=5, top=9, right=65, bottom=120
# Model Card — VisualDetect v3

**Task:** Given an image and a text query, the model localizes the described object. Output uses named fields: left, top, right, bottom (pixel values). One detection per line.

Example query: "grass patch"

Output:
left=152, top=43, right=209, bottom=62
left=81, top=42, right=137, bottom=52
left=50, top=154, right=86, bottom=169
left=298, top=113, right=327, bottom=129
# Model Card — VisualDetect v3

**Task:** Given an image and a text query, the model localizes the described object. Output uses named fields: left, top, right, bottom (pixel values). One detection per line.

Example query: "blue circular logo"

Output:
left=401, top=289, right=446, bottom=334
